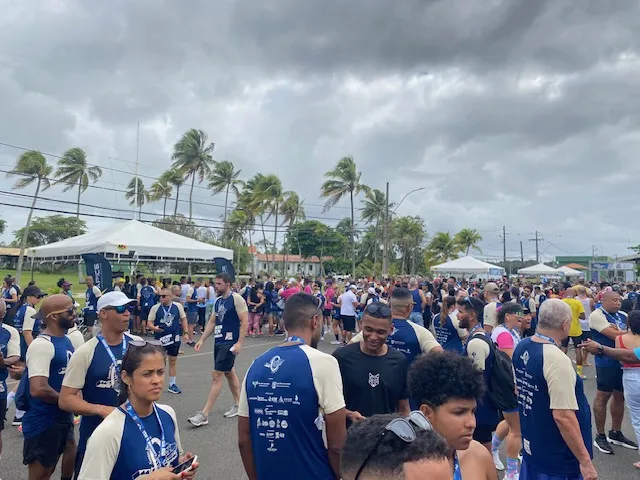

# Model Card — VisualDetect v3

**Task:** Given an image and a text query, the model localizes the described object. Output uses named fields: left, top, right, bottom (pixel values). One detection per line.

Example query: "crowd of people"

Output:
left=2, top=270, right=640, bottom=479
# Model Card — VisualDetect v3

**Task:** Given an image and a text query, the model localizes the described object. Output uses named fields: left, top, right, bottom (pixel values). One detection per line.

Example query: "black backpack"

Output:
left=472, top=333, right=518, bottom=411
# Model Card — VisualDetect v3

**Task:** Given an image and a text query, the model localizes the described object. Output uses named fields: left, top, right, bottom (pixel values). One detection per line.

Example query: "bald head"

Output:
left=565, top=287, right=576, bottom=298
left=39, top=294, right=74, bottom=319
left=602, top=291, right=622, bottom=314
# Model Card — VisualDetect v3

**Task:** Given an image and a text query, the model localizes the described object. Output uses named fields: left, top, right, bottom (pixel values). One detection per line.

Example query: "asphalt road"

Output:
left=1, top=338, right=637, bottom=479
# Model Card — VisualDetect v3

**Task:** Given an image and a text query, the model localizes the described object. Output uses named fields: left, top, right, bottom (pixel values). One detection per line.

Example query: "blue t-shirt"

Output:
left=214, top=293, right=246, bottom=345
left=151, top=303, right=183, bottom=346
left=433, top=313, right=464, bottom=354
left=78, top=404, right=181, bottom=480
left=385, top=318, right=435, bottom=365
left=513, top=338, right=592, bottom=476
left=591, top=308, right=626, bottom=369
left=411, top=289, right=422, bottom=313
left=0, top=324, right=20, bottom=400
left=464, top=331, right=500, bottom=426
left=22, top=334, right=74, bottom=438
left=240, top=344, right=345, bottom=480
left=62, top=333, right=139, bottom=452
left=139, top=285, right=156, bottom=309
left=187, top=288, right=198, bottom=313
left=85, top=286, right=100, bottom=313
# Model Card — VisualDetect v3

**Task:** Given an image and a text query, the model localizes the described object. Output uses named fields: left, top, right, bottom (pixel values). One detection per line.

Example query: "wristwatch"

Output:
left=597, top=345, right=604, bottom=357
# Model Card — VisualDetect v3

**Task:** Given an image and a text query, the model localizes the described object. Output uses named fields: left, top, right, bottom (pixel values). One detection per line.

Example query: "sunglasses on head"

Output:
left=105, top=305, right=129, bottom=314
left=309, top=296, right=323, bottom=318
left=46, top=306, right=76, bottom=318
left=364, top=303, right=391, bottom=318
left=354, top=411, right=432, bottom=480
left=129, top=339, right=162, bottom=348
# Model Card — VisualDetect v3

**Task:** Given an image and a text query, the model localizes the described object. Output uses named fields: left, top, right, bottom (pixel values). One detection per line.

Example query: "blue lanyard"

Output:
left=534, top=333, right=556, bottom=346
left=601, top=308, right=626, bottom=330
left=453, top=452, right=462, bottom=480
left=284, top=335, right=305, bottom=344
left=97, top=334, right=127, bottom=379
left=467, top=324, right=483, bottom=340
left=161, top=305, right=172, bottom=317
left=124, top=401, right=166, bottom=469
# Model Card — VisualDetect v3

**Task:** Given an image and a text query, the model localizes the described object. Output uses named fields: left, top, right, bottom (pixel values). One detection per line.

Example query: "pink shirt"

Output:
left=325, top=288, right=335, bottom=309
left=280, top=286, right=300, bottom=300
left=495, top=332, right=515, bottom=349
left=304, top=285, right=313, bottom=295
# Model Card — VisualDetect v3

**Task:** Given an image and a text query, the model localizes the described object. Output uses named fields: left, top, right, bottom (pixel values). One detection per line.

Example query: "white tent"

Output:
left=518, top=263, right=561, bottom=276
left=26, top=220, right=233, bottom=262
left=557, top=265, right=583, bottom=277
left=432, top=256, right=505, bottom=276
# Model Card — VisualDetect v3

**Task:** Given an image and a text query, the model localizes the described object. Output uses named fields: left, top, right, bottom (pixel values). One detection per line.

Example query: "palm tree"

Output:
left=7, top=151, right=52, bottom=284
left=321, top=156, right=369, bottom=276
left=454, top=228, right=483, bottom=256
left=209, top=160, right=243, bottom=225
left=236, top=176, right=261, bottom=274
left=160, top=168, right=186, bottom=217
left=171, top=129, right=216, bottom=220
left=224, top=209, right=249, bottom=245
left=391, top=216, right=425, bottom=274
left=280, top=192, right=305, bottom=272
left=427, top=232, right=460, bottom=264
left=54, top=147, right=102, bottom=218
left=149, top=179, right=173, bottom=218
left=254, top=174, right=284, bottom=274
left=361, top=188, right=394, bottom=273
left=126, top=177, right=147, bottom=216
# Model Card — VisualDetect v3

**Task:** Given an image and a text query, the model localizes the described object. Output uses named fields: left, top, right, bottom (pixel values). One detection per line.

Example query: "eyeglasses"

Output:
left=365, top=303, right=391, bottom=318
left=46, top=306, right=76, bottom=318
left=159, top=294, right=169, bottom=298
left=105, top=305, right=129, bottom=314
left=129, top=339, right=162, bottom=348
left=354, top=411, right=432, bottom=480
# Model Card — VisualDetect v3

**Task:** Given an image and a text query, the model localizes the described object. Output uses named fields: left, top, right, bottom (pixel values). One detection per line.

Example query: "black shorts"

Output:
left=561, top=335, right=584, bottom=348
left=139, top=307, right=151, bottom=321
left=0, top=398, right=6, bottom=431
left=596, top=366, right=623, bottom=393
left=473, top=423, right=497, bottom=444
left=23, top=421, right=73, bottom=467
left=214, top=343, right=236, bottom=372
left=341, top=315, right=356, bottom=332
left=323, top=309, right=331, bottom=317
left=83, top=311, right=97, bottom=327
left=165, top=342, right=181, bottom=357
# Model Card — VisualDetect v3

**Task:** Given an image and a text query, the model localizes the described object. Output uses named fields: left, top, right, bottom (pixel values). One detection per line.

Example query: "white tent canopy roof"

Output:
left=518, top=263, right=560, bottom=275
left=557, top=265, right=583, bottom=276
left=25, top=220, right=233, bottom=262
left=432, top=255, right=505, bottom=275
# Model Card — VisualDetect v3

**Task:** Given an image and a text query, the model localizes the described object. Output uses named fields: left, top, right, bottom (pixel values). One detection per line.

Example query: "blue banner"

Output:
left=82, top=253, right=113, bottom=292
left=214, top=257, right=236, bottom=282
left=591, top=262, right=609, bottom=270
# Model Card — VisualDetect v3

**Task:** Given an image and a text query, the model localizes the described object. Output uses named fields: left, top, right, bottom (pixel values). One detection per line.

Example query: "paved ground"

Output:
left=1, top=338, right=637, bottom=479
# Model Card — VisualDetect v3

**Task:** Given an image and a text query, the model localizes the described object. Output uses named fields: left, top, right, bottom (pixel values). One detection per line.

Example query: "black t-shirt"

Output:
left=333, top=342, right=409, bottom=424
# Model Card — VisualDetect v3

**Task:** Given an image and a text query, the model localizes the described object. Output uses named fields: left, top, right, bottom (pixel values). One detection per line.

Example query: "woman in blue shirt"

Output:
left=79, top=341, right=198, bottom=479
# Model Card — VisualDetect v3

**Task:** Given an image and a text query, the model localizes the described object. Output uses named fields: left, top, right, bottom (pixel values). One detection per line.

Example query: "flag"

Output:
left=214, top=257, right=236, bottom=282
left=82, top=253, right=113, bottom=292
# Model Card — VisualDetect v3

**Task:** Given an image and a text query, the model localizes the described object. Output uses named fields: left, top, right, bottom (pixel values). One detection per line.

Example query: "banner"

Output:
left=82, top=253, right=113, bottom=292
left=214, top=257, right=236, bottom=282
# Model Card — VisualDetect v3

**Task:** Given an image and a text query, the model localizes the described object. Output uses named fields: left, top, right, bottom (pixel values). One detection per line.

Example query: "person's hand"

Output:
left=231, top=342, right=242, bottom=355
left=0, top=351, right=4, bottom=368
left=175, top=453, right=199, bottom=478
left=580, top=460, right=597, bottom=480
left=8, top=363, right=24, bottom=379
left=579, top=339, right=601, bottom=355
left=141, top=466, right=181, bottom=479
left=348, top=411, right=366, bottom=422
left=155, top=327, right=164, bottom=333
left=194, top=340, right=203, bottom=352
left=182, top=333, right=190, bottom=342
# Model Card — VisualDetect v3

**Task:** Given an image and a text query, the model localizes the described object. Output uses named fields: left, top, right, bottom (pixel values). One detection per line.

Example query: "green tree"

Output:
left=0, top=218, right=6, bottom=236
left=426, top=232, right=460, bottom=265
left=361, top=188, right=393, bottom=272
left=126, top=177, right=147, bottom=215
left=12, top=215, right=87, bottom=247
left=7, top=150, right=52, bottom=284
left=284, top=220, right=348, bottom=275
left=280, top=192, right=305, bottom=271
left=254, top=174, right=285, bottom=274
left=160, top=168, right=187, bottom=217
left=391, top=216, right=425, bottom=274
left=223, top=209, right=250, bottom=245
left=152, top=214, right=205, bottom=241
left=148, top=179, right=173, bottom=218
left=321, top=156, right=369, bottom=275
left=171, top=129, right=216, bottom=220
left=454, top=228, right=483, bottom=256
left=209, top=160, right=243, bottom=225
left=54, top=147, right=102, bottom=218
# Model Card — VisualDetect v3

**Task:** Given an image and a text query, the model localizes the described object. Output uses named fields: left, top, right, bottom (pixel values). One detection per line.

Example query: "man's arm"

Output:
left=238, top=416, right=257, bottom=480
left=232, top=293, right=249, bottom=354
left=146, top=305, right=163, bottom=333
left=325, top=409, right=347, bottom=479
left=0, top=325, right=20, bottom=367
left=419, top=289, right=427, bottom=311
left=580, top=339, right=640, bottom=364
left=590, top=311, right=625, bottom=340
left=176, top=303, right=189, bottom=341
left=198, top=312, right=217, bottom=345
left=553, top=410, right=597, bottom=479
left=27, top=339, right=58, bottom=404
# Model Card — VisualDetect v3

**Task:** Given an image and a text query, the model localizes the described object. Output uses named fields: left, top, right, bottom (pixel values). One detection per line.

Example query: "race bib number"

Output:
left=214, top=325, right=223, bottom=338
left=159, top=334, right=174, bottom=346
left=225, top=332, right=233, bottom=341
left=86, top=305, right=94, bottom=311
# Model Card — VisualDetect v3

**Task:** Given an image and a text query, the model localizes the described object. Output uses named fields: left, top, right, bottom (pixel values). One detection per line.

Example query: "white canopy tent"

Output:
left=557, top=265, right=583, bottom=277
left=25, top=220, right=233, bottom=263
left=432, top=256, right=505, bottom=277
left=518, top=263, right=561, bottom=276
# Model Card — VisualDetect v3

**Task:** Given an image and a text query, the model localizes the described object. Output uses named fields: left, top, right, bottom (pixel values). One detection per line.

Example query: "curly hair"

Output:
left=408, top=351, right=486, bottom=408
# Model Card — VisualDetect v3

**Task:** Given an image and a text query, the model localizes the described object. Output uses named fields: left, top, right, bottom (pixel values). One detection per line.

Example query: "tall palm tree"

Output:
left=427, top=232, right=460, bottom=264
left=361, top=188, right=394, bottom=273
left=321, top=156, right=369, bottom=276
left=209, top=160, right=243, bottom=225
left=126, top=177, right=147, bottom=217
left=224, top=209, right=249, bottom=245
left=160, top=168, right=186, bottom=217
left=254, top=174, right=284, bottom=274
left=148, top=179, right=173, bottom=218
left=454, top=228, right=483, bottom=256
left=54, top=147, right=102, bottom=218
left=236, top=176, right=261, bottom=274
left=7, top=151, right=52, bottom=284
left=280, top=192, right=305, bottom=272
left=171, top=129, right=216, bottom=220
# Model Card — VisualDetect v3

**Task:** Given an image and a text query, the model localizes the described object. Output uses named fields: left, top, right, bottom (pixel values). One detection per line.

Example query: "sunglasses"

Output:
left=364, top=303, right=391, bottom=318
left=129, top=339, right=162, bottom=348
left=354, top=411, right=432, bottom=480
left=105, top=305, right=130, bottom=314
left=46, top=306, right=76, bottom=318
left=309, top=296, right=323, bottom=319
left=159, top=294, right=170, bottom=298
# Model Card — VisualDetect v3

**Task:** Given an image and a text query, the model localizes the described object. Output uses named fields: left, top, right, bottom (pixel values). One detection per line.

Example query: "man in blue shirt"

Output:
left=0, top=301, right=20, bottom=463
left=238, top=293, right=347, bottom=480
left=23, top=294, right=76, bottom=480
left=83, top=276, right=102, bottom=337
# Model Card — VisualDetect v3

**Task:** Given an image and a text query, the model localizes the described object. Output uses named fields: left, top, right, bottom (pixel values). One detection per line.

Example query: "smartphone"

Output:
left=173, top=455, right=197, bottom=474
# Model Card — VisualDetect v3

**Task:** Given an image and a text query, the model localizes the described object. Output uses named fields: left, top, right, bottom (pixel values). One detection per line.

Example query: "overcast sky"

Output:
left=1, top=0, right=639, bottom=262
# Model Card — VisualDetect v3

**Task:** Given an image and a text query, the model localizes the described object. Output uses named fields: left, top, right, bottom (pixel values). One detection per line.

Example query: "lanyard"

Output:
left=284, top=335, right=305, bottom=344
left=467, top=324, right=483, bottom=340
left=124, top=401, right=166, bottom=469
left=601, top=308, right=626, bottom=330
left=161, top=305, right=172, bottom=318
left=534, top=333, right=556, bottom=346
left=97, top=334, right=127, bottom=381
left=453, top=452, right=462, bottom=480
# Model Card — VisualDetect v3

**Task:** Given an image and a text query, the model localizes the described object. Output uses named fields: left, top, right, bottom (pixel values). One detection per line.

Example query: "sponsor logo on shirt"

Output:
left=265, top=355, right=285, bottom=374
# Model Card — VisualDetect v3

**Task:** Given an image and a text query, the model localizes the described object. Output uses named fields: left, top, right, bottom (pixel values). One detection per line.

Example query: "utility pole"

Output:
left=520, top=240, right=524, bottom=263
left=382, top=182, right=389, bottom=277
left=133, top=121, right=140, bottom=221
left=498, top=226, right=509, bottom=263
left=529, top=230, right=543, bottom=263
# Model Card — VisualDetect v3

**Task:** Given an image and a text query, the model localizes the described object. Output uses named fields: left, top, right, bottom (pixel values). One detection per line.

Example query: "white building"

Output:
left=250, top=248, right=332, bottom=276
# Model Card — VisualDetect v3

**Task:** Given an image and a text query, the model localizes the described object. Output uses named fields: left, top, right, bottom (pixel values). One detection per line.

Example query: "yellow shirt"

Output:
left=563, top=297, right=585, bottom=337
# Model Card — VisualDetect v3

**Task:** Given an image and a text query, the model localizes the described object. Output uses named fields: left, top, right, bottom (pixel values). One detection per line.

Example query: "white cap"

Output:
left=368, top=287, right=376, bottom=295
left=288, top=277, right=296, bottom=285
left=349, top=284, right=357, bottom=291
left=97, top=291, right=136, bottom=312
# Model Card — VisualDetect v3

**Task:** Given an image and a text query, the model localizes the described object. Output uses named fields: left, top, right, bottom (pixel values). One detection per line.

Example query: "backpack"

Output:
left=15, top=367, right=31, bottom=411
left=472, top=333, right=518, bottom=411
